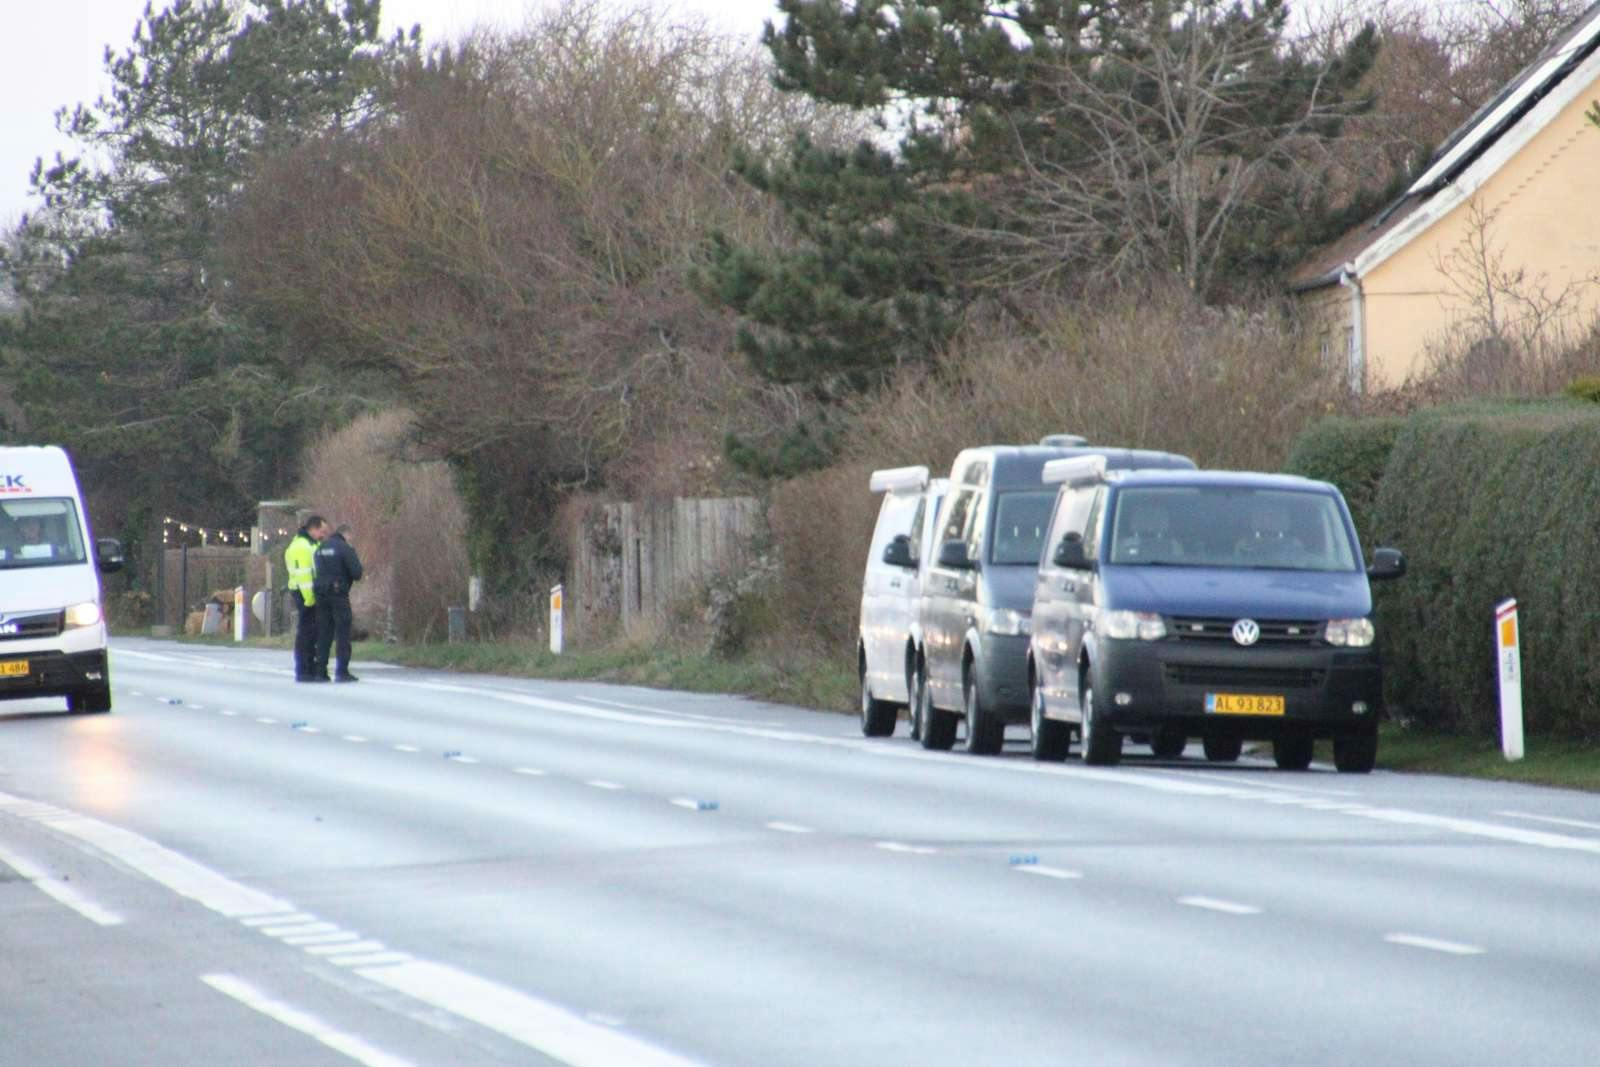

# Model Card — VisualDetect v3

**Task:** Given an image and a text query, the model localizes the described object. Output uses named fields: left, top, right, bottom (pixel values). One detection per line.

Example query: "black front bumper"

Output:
left=0, top=649, right=109, bottom=702
left=1093, top=639, right=1381, bottom=740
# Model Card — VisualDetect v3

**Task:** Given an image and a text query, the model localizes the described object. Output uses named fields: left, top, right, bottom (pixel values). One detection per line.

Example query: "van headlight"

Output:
left=985, top=609, right=1031, bottom=636
left=64, top=602, right=103, bottom=629
left=1324, top=618, right=1375, bottom=647
left=1102, top=610, right=1167, bottom=641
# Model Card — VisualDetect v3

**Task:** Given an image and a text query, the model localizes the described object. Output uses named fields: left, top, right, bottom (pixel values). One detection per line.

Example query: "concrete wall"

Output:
left=568, top=496, right=762, bottom=640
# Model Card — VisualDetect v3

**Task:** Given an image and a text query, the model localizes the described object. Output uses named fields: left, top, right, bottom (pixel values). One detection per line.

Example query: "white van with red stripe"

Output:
left=0, top=447, right=123, bottom=713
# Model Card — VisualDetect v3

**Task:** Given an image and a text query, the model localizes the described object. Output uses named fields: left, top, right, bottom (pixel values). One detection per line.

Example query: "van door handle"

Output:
left=889, top=578, right=902, bottom=589
left=1061, top=580, right=1076, bottom=593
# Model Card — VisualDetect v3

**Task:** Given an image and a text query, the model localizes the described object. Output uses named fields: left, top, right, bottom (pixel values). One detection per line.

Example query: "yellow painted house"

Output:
left=1292, top=2, right=1600, bottom=390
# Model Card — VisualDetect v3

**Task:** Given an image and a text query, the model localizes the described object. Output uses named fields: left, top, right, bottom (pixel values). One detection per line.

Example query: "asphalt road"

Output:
left=3, top=638, right=1600, bottom=1066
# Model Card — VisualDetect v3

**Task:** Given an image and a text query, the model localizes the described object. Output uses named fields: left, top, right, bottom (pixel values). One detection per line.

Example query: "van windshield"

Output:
left=990, top=490, right=1057, bottom=565
left=0, top=498, right=88, bottom=569
left=1108, top=487, right=1357, bottom=572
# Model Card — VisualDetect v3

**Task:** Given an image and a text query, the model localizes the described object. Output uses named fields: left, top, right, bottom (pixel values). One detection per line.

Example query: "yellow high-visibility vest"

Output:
left=284, top=533, right=317, bottom=606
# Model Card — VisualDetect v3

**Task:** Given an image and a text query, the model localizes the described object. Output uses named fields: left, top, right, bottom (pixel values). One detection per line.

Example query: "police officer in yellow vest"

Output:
left=285, top=516, right=329, bottom=681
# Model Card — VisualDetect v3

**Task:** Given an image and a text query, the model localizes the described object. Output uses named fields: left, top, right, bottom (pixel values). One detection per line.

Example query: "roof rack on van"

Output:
left=1041, top=455, right=1109, bottom=487
left=868, top=465, right=930, bottom=493
left=1039, top=434, right=1089, bottom=447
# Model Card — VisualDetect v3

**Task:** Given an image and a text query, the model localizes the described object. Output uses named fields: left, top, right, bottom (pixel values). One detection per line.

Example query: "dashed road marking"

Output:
left=343, top=735, right=368, bottom=743
left=0, top=843, right=124, bottom=926
left=262, top=921, right=340, bottom=938
left=1384, top=933, right=1485, bottom=956
left=242, top=912, right=313, bottom=927
left=765, top=822, right=813, bottom=834
left=876, top=841, right=938, bottom=855
left=307, top=939, right=386, bottom=956
left=202, top=974, right=416, bottom=1067
left=513, top=767, right=546, bottom=777
left=220, top=710, right=239, bottom=717
left=1016, top=865, right=1083, bottom=881
left=1496, top=810, right=1600, bottom=834
left=585, top=780, right=624, bottom=791
left=329, top=950, right=414, bottom=969
left=393, top=745, right=420, bottom=753
left=1178, top=896, right=1262, bottom=916
left=256, top=717, right=278, bottom=725
left=448, top=755, right=479, bottom=764
left=285, top=931, right=364, bottom=947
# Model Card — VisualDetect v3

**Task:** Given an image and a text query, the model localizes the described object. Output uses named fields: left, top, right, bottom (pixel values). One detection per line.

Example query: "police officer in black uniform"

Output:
left=312, top=523, right=364, bottom=682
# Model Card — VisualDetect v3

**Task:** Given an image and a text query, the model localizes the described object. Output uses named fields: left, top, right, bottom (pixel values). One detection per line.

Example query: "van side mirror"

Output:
left=1367, top=546, right=1405, bottom=581
left=1053, top=532, right=1092, bottom=570
left=937, top=540, right=976, bottom=570
left=882, top=535, right=915, bottom=569
left=96, top=538, right=125, bottom=574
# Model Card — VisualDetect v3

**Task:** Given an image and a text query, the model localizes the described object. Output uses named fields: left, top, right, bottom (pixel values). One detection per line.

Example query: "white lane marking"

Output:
left=669, top=798, right=702, bottom=810
left=1385, top=933, right=1485, bottom=956
left=241, top=911, right=312, bottom=927
left=358, top=959, right=706, bottom=1067
left=307, top=939, right=386, bottom=956
left=1496, top=810, right=1600, bottom=833
left=298, top=726, right=322, bottom=734
left=448, top=755, right=479, bottom=764
left=1178, top=896, right=1262, bottom=915
left=876, top=841, right=938, bottom=855
left=256, top=717, right=278, bottom=725
left=130, top=690, right=144, bottom=697
left=393, top=745, right=420, bottom=753
left=513, top=767, right=546, bottom=777
left=0, top=843, right=124, bottom=926
left=343, top=735, right=368, bottom=744
left=328, top=951, right=414, bottom=968
left=765, top=822, right=813, bottom=834
left=221, top=710, right=239, bottom=717
left=262, top=921, right=340, bottom=938
left=202, top=974, right=416, bottom=1067
left=1142, top=769, right=1358, bottom=797
left=284, top=931, right=365, bottom=947
left=585, top=780, right=625, bottom=791
left=0, top=793, right=290, bottom=917
left=586, top=1013, right=625, bottom=1027
left=1016, top=865, right=1083, bottom=881
left=189, top=704, right=205, bottom=710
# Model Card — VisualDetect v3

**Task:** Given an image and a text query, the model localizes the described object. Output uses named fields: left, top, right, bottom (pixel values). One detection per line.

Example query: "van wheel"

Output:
left=1150, top=727, right=1186, bottom=759
left=859, top=655, right=897, bottom=738
left=963, top=668, right=1004, bottom=756
left=69, top=687, right=112, bottom=714
left=907, top=661, right=923, bottom=742
left=1202, top=735, right=1242, bottom=762
left=1333, top=729, right=1378, bottom=773
left=1029, top=680, right=1071, bottom=762
left=918, top=668, right=957, bottom=751
left=1274, top=734, right=1315, bottom=771
left=1080, top=679, right=1121, bottom=766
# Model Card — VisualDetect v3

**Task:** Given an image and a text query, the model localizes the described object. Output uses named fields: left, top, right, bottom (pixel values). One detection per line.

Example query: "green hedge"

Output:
left=1300, top=400, right=1600, bottom=739
left=1285, top=415, right=1404, bottom=547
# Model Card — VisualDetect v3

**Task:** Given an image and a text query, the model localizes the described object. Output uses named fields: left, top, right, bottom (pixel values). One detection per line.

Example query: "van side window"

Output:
left=907, top=498, right=927, bottom=563
left=1046, top=488, right=1095, bottom=564
left=940, top=489, right=976, bottom=549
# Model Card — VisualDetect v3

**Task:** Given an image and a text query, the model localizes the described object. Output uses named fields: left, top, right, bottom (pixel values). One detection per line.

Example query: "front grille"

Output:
left=0, top=611, right=63, bottom=641
left=1170, top=617, right=1323, bottom=646
left=1164, top=664, right=1326, bottom=690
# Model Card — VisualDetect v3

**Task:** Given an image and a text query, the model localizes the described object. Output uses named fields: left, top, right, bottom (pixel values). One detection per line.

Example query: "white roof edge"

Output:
left=868, top=465, right=930, bottom=493
left=1353, top=42, right=1600, bottom=279
left=1041, top=455, right=1107, bottom=487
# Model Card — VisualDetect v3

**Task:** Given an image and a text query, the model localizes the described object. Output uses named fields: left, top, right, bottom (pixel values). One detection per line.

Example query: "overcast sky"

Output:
left=0, top=0, right=780, bottom=227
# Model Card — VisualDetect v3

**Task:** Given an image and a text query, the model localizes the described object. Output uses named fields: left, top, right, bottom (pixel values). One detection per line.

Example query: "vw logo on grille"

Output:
left=0, top=623, right=16, bottom=636
left=1232, top=618, right=1261, bottom=647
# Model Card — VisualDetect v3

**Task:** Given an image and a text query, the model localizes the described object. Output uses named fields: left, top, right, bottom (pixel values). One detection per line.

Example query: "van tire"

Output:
left=1333, top=730, right=1378, bottom=773
left=1274, top=734, right=1315, bottom=771
left=859, top=654, right=898, bottom=737
left=69, top=687, right=112, bottom=714
left=1080, top=680, right=1121, bottom=766
left=963, top=668, right=1004, bottom=756
left=1030, top=680, right=1071, bottom=762
left=1202, top=735, right=1242, bottom=762
left=918, top=669, right=957, bottom=751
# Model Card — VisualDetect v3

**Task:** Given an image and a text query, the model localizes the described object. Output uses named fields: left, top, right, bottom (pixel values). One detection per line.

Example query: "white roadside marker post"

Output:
left=549, top=584, right=564, bottom=655
left=1495, top=598, right=1523, bottom=761
left=234, top=585, right=247, bottom=642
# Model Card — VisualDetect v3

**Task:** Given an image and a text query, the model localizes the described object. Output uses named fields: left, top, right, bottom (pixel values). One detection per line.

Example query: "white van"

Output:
left=858, top=465, right=948, bottom=738
left=0, top=447, right=123, bottom=713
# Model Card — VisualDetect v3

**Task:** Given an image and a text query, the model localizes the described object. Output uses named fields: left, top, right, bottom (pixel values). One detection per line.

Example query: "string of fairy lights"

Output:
left=161, top=516, right=295, bottom=548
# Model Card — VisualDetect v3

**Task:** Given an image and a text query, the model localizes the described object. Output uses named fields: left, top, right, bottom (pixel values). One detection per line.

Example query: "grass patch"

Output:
left=1376, top=724, right=1600, bottom=792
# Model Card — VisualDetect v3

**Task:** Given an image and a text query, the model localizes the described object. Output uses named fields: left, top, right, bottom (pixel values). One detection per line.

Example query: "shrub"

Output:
left=766, top=462, right=877, bottom=655
left=1368, top=399, right=1600, bottom=739
left=1565, top=375, right=1600, bottom=403
left=1285, top=416, right=1405, bottom=546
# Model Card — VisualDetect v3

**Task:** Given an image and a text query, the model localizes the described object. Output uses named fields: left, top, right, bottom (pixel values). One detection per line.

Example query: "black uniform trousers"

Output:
left=313, top=594, right=353, bottom=678
left=292, top=592, right=319, bottom=679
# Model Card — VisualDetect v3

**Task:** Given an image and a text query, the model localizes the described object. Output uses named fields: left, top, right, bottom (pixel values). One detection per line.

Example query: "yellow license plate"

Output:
left=1206, top=692, right=1284, bottom=715
left=0, top=660, right=29, bottom=677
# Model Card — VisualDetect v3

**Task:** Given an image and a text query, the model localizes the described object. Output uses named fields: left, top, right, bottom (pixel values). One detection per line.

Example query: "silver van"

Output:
left=859, top=466, right=948, bottom=737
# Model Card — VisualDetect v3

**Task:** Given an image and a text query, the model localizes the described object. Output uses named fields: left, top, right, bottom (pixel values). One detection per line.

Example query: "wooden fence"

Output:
left=568, top=496, right=762, bottom=639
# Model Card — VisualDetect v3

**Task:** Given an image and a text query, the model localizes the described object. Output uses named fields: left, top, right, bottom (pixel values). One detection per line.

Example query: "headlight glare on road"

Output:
left=985, top=608, right=1031, bottom=636
left=65, top=601, right=103, bottom=629
left=1102, top=610, right=1166, bottom=641
left=1324, top=617, right=1375, bottom=647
